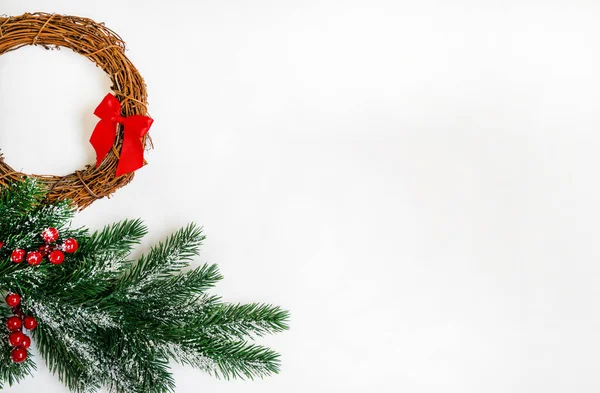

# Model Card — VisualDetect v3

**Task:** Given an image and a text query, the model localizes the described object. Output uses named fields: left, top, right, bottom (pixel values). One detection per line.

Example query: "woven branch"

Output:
left=0, top=12, right=151, bottom=210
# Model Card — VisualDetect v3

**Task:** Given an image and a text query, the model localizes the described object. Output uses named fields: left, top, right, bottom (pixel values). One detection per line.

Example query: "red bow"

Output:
left=89, top=94, right=153, bottom=177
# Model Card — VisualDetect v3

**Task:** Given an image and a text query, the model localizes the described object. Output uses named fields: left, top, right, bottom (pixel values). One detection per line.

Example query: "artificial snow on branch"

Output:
left=0, top=180, right=289, bottom=392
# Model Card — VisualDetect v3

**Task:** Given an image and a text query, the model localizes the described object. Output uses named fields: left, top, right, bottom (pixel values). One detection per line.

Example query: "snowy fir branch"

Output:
left=0, top=180, right=289, bottom=392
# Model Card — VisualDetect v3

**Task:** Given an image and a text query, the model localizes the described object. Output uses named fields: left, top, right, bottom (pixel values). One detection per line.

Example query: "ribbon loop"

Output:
left=89, top=93, right=153, bottom=177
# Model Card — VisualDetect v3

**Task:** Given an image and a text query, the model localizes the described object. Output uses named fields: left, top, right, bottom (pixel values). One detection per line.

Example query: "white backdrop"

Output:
left=1, top=0, right=600, bottom=392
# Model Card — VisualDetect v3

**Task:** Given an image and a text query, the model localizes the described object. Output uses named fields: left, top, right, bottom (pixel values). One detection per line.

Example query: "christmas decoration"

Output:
left=38, top=245, right=51, bottom=257
left=0, top=181, right=288, bottom=391
left=8, top=332, right=25, bottom=347
left=5, top=292, right=36, bottom=365
left=26, top=251, right=42, bottom=266
left=5, top=294, right=20, bottom=308
left=0, top=11, right=288, bottom=393
left=5, top=317, right=21, bottom=331
left=42, top=227, right=59, bottom=243
left=20, top=336, right=31, bottom=350
left=62, top=238, right=79, bottom=254
left=10, top=249, right=25, bottom=264
left=0, top=12, right=154, bottom=209
left=91, top=93, right=154, bottom=177
left=22, top=317, right=37, bottom=331
left=11, top=348, right=27, bottom=363
left=48, top=250, right=65, bottom=265
left=19, top=228, right=79, bottom=266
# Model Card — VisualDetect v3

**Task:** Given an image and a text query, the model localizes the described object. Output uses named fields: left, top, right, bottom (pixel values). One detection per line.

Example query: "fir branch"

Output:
left=81, top=219, right=148, bottom=267
left=191, top=303, right=290, bottom=340
left=165, top=337, right=282, bottom=380
left=125, top=293, right=220, bottom=327
left=0, top=180, right=288, bottom=392
left=35, top=323, right=100, bottom=393
left=125, top=263, right=222, bottom=302
left=100, top=330, right=175, bottom=393
left=0, top=180, right=46, bottom=217
left=0, top=181, right=76, bottom=249
left=119, top=223, right=205, bottom=291
left=37, top=220, right=147, bottom=304
left=33, top=301, right=173, bottom=393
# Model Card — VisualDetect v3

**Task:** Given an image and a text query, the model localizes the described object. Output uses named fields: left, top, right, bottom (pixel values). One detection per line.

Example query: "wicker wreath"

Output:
left=0, top=12, right=151, bottom=210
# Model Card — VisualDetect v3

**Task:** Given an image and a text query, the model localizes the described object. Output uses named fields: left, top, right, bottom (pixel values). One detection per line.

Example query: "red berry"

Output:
left=42, top=227, right=59, bottom=243
left=0, top=241, right=4, bottom=249
left=6, top=316, right=22, bottom=331
left=11, top=347, right=27, bottom=363
left=20, top=335, right=31, bottom=349
left=26, top=251, right=42, bottom=266
left=62, top=238, right=79, bottom=253
left=5, top=293, right=20, bottom=307
left=11, top=249, right=25, bottom=263
left=23, top=316, right=37, bottom=330
left=38, top=244, right=52, bottom=257
left=8, top=331, right=25, bottom=347
left=48, top=250, right=65, bottom=265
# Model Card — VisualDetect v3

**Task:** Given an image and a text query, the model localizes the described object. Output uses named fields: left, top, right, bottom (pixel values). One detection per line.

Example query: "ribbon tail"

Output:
left=116, top=129, right=146, bottom=177
left=90, top=119, right=117, bottom=167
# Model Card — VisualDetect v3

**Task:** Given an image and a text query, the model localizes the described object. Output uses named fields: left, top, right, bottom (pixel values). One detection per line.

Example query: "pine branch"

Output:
left=33, top=300, right=173, bottom=393
left=0, top=180, right=288, bottom=391
left=165, top=337, right=282, bottom=380
left=35, top=323, right=100, bottom=393
left=191, top=303, right=290, bottom=340
left=81, top=219, right=148, bottom=268
left=0, top=181, right=75, bottom=250
left=0, top=180, right=47, bottom=218
left=100, top=330, right=175, bottom=393
left=118, top=223, right=205, bottom=291
left=125, top=263, right=222, bottom=303
left=26, top=220, right=147, bottom=305
left=124, top=294, right=220, bottom=328
left=1, top=202, right=76, bottom=254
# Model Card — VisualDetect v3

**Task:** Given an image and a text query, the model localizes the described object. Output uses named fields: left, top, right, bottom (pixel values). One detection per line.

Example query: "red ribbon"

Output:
left=89, top=94, right=153, bottom=177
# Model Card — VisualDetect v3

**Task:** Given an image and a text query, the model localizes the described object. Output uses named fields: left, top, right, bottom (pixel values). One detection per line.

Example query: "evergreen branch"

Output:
left=0, top=201, right=76, bottom=252
left=166, top=337, right=282, bottom=380
left=0, top=180, right=288, bottom=391
left=126, top=263, right=222, bottom=302
left=33, top=301, right=173, bottom=393
left=40, top=220, right=147, bottom=303
left=40, top=256, right=116, bottom=304
left=35, top=324, right=100, bottom=393
left=119, top=224, right=205, bottom=291
left=0, top=180, right=46, bottom=217
left=191, top=303, right=290, bottom=340
left=0, top=181, right=75, bottom=246
left=82, top=219, right=148, bottom=265
left=159, top=341, right=218, bottom=374
left=123, top=294, right=220, bottom=328
left=30, top=298, right=105, bottom=392
left=0, top=263, right=58, bottom=292
left=27, top=297, right=120, bottom=331
left=100, top=331, right=175, bottom=393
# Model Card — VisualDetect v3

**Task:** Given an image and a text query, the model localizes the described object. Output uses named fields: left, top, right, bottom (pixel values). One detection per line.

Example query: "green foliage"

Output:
left=0, top=180, right=289, bottom=392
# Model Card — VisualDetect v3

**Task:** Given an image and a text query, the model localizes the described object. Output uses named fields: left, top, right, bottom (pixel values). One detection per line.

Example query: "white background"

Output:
left=1, top=0, right=599, bottom=392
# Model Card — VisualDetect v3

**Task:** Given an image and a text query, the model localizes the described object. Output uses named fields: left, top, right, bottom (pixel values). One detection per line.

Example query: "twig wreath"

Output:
left=0, top=12, right=288, bottom=392
left=0, top=12, right=152, bottom=210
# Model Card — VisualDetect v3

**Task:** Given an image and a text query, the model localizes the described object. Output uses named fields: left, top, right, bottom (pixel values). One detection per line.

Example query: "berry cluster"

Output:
left=5, top=293, right=36, bottom=363
left=9, top=227, right=78, bottom=266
